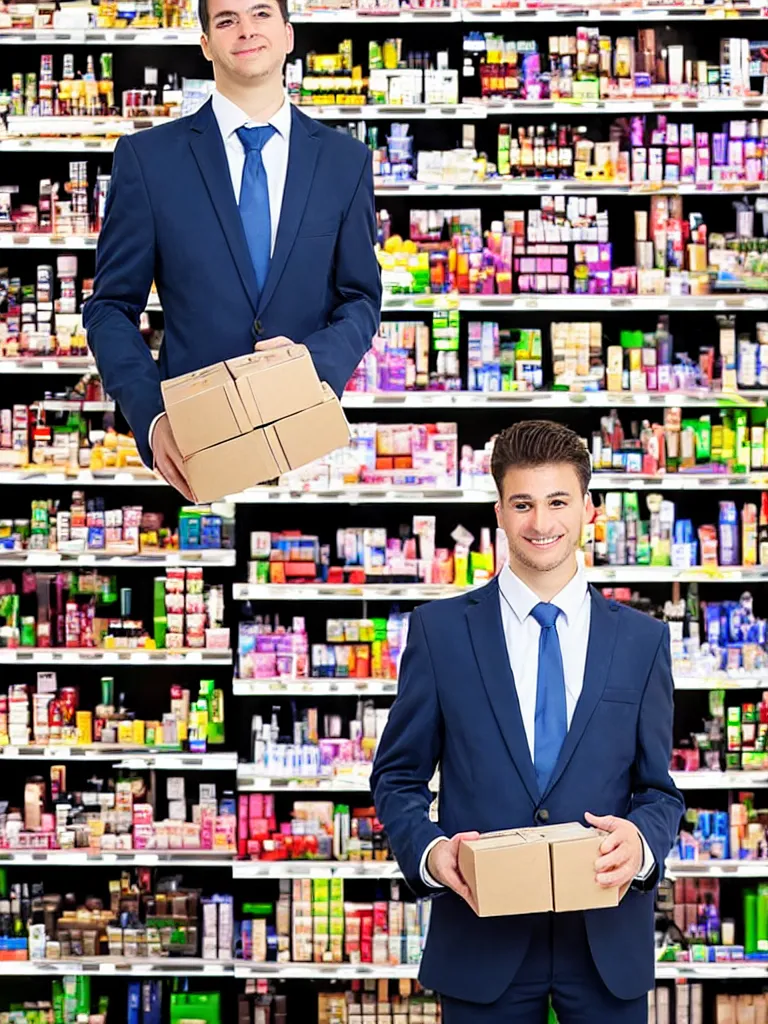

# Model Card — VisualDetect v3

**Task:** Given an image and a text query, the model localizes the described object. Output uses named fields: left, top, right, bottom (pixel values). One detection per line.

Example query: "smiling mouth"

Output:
left=525, top=536, right=563, bottom=549
left=234, top=45, right=266, bottom=55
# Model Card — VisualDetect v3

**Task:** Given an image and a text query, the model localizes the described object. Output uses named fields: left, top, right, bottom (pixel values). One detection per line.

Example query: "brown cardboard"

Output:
left=227, top=346, right=325, bottom=427
left=547, top=823, right=625, bottom=911
left=459, top=822, right=629, bottom=919
left=160, top=348, right=351, bottom=503
left=458, top=829, right=552, bottom=918
left=161, top=363, right=251, bottom=459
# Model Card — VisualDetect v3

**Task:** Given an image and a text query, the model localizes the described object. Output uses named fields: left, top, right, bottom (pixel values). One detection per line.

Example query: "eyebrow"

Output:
left=506, top=490, right=572, bottom=501
left=214, top=3, right=271, bottom=16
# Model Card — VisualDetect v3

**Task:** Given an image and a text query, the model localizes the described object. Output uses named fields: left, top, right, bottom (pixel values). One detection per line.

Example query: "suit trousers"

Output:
left=440, top=912, right=648, bottom=1024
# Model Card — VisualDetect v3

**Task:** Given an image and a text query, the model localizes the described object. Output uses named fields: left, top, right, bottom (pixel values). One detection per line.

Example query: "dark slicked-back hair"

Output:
left=199, top=0, right=289, bottom=34
left=491, top=420, right=592, bottom=497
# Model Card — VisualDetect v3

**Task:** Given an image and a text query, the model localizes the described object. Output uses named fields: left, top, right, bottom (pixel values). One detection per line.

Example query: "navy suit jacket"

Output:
left=83, top=98, right=382, bottom=467
left=371, top=580, right=684, bottom=1004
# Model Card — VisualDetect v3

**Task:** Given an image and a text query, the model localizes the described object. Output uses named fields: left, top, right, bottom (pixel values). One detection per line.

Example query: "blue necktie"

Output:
left=531, top=602, right=568, bottom=795
left=236, top=124, right=277, bottom=300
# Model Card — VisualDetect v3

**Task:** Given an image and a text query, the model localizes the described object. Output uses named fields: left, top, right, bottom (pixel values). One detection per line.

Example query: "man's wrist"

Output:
left=420, top=836, right=449, bottom=888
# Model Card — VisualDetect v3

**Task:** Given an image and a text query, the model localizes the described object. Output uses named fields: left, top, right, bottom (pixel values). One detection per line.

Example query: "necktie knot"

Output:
left=236, top=124, right=276, bottom=154
left=531, top=602, right=561, bottom=630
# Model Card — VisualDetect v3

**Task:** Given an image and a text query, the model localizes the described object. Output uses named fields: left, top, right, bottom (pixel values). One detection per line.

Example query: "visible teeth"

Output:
left=529, top=537, right=560, bottom=547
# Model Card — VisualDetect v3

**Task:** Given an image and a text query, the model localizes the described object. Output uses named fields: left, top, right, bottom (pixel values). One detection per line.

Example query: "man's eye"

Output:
left=216, top=18, right=234, bottom=26
left=513, top=503, right=531, bottom=513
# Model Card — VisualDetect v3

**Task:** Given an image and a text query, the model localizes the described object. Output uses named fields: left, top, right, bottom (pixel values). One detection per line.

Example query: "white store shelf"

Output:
left=237, top=768, right=372, bottom=792
left=233, top=861, right=402, bottom=879
left=0, top=648, right=233, bottom=666
left=233, top=570, right=768, bottom=603
left=0, top=27, right=202, bottom=44
left=654, top=963, right=768, bottom=980
left=340, top=390, right=768, bottom=409
left=377, top=181, right=768, bottom=198
left=0, top=469, right=163, bottom=486
left=234, top=962, right=420, bottom=980
left=0, top=235, right=99, bottom=250
left=666, top=860, right=768, bottom=878
left=35, top=400, right=113, bottom=413
left=382, top=294, right=768, bottom=313
left=671, top=771, right=768, bottom=789
left=0, top=550, right=235, bottom=568
left=0, top=358, right=95, bottom=373
left=0, top=850, right=235, bottom=866
left=233, top=677, right=398, bottom=697
left=0, top=747, right=237, bottom=769
left=0, top=958, right=233, bottom=977
left=674, top=674, right=768, bottom=690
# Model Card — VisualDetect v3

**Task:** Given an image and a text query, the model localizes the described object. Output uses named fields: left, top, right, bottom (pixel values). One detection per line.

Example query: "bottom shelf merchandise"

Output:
left=714, top=993, right=768, bottom=1024
left=316, top=981, right=440, bottom=1024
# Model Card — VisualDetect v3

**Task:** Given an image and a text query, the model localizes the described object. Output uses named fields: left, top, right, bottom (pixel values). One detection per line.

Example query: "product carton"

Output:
left=459, top=822, right=628, bottom=918
left=160, top=345, right=350, bottom=503
left=457, top=828, right=553, bottom=917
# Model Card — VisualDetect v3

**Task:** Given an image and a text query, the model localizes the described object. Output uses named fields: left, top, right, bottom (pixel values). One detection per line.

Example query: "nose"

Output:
left=532, top=504, right=551, bottom=536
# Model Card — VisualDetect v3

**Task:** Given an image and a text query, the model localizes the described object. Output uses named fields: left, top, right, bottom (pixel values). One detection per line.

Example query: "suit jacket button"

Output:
left=536, top=809, right=550, bottom=824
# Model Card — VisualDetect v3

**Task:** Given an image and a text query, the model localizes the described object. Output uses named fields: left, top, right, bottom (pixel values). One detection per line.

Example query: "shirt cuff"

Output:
left=634, top=829, right=655, bottom=882
left=148, top=413, right=164, bottom=463
left=420, top=836, right=449, bottom=888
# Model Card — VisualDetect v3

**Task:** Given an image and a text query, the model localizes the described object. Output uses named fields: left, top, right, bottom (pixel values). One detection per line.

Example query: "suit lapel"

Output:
left=540, top=586, right=619, bottom=800
left=258, top=106, right=320, bottom=316
left=188, top=98, right=260, bottom=315
left=466, top=578, right=540, bottom=807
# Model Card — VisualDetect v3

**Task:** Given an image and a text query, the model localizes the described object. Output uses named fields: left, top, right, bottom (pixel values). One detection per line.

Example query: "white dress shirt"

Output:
left=420, top=564, right=655, bottom=887
left=148, top=89, right=292, bottom=455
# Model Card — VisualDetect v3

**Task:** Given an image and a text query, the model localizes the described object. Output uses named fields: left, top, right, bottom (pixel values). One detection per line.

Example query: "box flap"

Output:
left=162, top=362, right=250, bottom=459
left=228, top=345, right=325, bottom=428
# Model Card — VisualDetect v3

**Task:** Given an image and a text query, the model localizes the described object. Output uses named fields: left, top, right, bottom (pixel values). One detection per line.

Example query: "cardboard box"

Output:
left=161, top=346, right=350, bottom=503
left=459, top=822, right=628, bottom=918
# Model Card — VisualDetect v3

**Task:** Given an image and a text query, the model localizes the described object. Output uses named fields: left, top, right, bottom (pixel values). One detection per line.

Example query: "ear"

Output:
left=286, top=20, right=294, bottom=54
left=584, top=491, right=595, bottom=522
left=201, top=33, right=212, bottom=62
left=494, top=502, right=502, bottom=529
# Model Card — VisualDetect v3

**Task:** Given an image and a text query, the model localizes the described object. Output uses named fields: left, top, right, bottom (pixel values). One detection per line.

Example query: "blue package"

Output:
left=127, top=983, right=141, bottom=1024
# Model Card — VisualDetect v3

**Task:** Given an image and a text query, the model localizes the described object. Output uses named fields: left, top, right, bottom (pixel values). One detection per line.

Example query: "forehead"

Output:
left=501, top=462, right=582, bottom=498
left=208, top=0, right=279, bottom=15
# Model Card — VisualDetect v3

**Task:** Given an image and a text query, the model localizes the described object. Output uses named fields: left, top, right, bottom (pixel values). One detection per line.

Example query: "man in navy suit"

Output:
left=84, top=0, right=381, bottom=498
left=372, top=420, right=684, bottom=1022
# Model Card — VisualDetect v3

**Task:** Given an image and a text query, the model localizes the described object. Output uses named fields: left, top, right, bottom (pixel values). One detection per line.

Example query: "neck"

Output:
left=215, top=72, right=285, bottom=121
left=507, top=556, right=579, bottom=603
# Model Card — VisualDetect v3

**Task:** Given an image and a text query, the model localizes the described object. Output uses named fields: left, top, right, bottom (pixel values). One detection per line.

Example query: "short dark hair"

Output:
left=199, top=0, right=289, bottom=34
left=491, top=420, right=592, bottom=497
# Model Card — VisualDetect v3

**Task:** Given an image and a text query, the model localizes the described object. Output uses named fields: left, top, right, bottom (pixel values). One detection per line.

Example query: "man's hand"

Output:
left=427, top=832, right=480, bottom=912
left=585, top=812, right=643, bottom=888
left=254, top=336, right=295, bottom=351
left=152, top=413, right=195, bottom=502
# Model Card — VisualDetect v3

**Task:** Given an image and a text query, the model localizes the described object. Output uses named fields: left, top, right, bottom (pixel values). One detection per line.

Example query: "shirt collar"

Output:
left=211, top=89, right=292, bottom=143
left=498, top=563, right=589, bottom=627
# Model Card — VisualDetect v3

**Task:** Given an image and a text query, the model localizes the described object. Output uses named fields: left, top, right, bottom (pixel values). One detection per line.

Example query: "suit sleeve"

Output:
left=371, top=610, right=446, bottom=898
left=82, top=136, right=164, bottom=468
left=627, top=625, right=685, bottom=888
left=299, top=149, right=381, bottom=396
